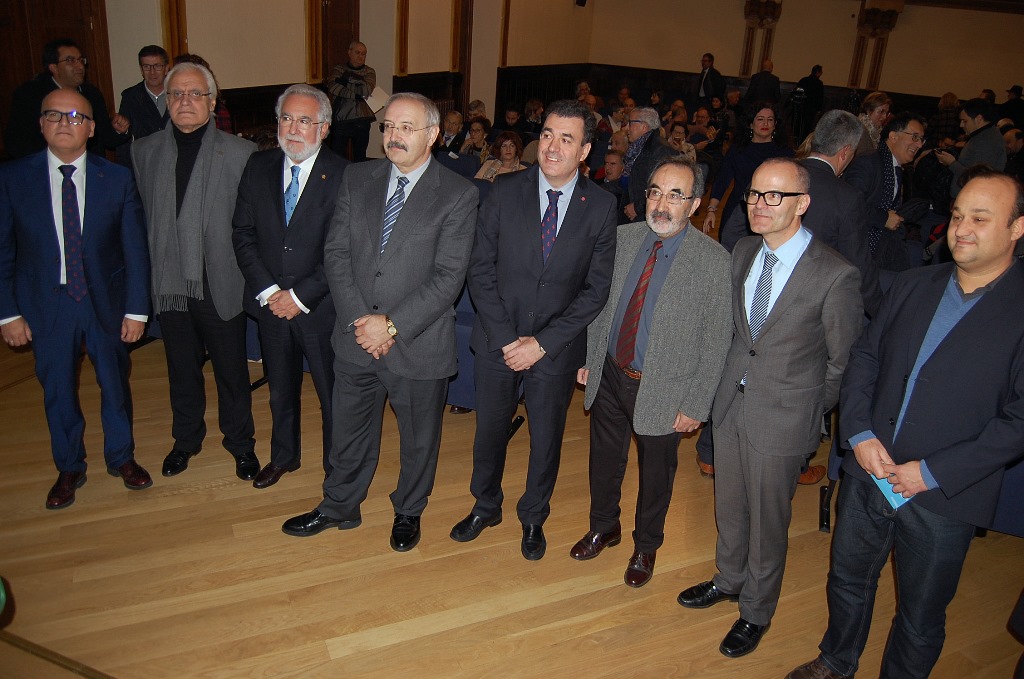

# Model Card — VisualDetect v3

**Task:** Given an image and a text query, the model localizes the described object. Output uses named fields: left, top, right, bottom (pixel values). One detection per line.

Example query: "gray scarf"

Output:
left=151, top=124, right=215, bottom=312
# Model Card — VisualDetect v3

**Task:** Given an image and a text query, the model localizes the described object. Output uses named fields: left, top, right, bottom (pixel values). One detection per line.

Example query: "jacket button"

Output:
left=528, top=311, right=534, bottom=317
left=376, top=272, right=382, bottom=277
left=372, top=305, right=378, bottom=310
left=903, top=375, right=909, bottom=383
left=888, top=417, right=895, bottom=425
left=749, top=350, right=756, bottom=356
left=539, top=282, right=546, bottom=287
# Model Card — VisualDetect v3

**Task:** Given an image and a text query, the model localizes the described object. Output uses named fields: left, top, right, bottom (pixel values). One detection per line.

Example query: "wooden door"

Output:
left=322, top=0, right=359, bottom=80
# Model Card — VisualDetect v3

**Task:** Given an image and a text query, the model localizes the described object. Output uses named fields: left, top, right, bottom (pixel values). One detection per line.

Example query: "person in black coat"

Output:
left=624, top=107, right=675, bottom=223
left=742, top=59, right=782, bottom=112
left=116, top=45, right=171, bottom=166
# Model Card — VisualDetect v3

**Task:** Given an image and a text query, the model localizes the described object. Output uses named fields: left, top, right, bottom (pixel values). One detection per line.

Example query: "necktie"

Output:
left=541, top=189, right=561, bottom=263
left=614, top=240, right=663, bottom=369
left=284, top=165, right=300, bottom=225
left=894, top=165, right=904, bottom=208
left=59, top=165, right=87, bottom=302
left=749, top=251, right=778, bottom=341
left=381, top=176, right=408, bottom=254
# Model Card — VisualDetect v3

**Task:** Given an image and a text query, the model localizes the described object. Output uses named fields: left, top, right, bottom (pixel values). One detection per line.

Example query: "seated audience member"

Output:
left=172, top=53, right=233, bottom=133
left=596, top=149, right=629, bottom=224
left=711, top=95, right=736, bottom=138
left=928, top=92, right=961, bottom=144
left=857, top=91, right=892, bottom=151
left=662, top=99, right=688, bottom=130
left=437, top=110, right=465, bottom=153
left=667, top=123, right=697, bottom=163
left=1005, top=128, right=1024, bottom=182
left=576, top=80, right=592, bottom=101
left=523, top=99, right=544, bottom=134
left=623, top=107, right=675, bottom=223
left=582, top=95, right=607, bottom=132
left=934, top=97, right=1007, bottom=198
left=648, top=89, right=669, bottom=117
left=460, top=117, right=491, bottom=164
left=609, top=129, right=629, bottom=155
left=463, top=100, right=487, bottom=132
left=475, top=131, right=527, bottom=182
left=979, top=88, right=997, bottom=105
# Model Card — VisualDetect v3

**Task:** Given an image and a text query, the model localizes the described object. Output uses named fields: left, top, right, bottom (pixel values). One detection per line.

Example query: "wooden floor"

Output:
left=1, top=342, right=1022, bottom=679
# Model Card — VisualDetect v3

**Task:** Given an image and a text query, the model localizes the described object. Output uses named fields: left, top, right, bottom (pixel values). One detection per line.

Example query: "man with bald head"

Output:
left=0, top=89, right=152, bottom=508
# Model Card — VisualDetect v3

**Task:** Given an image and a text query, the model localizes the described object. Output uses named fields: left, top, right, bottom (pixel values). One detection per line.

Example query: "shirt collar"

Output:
left=763, top=225, right=812, bottom=270
left=47, top=148, right=87, bottom=173
left=538, top=166, right=580, bottom=198
left=286, top=146, right=321, bottom=174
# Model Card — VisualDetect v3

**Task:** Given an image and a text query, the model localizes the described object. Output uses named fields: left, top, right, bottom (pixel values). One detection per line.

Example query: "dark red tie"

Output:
left=615, top=240, right=663, bottom=369
left=59, top=165, right=87, bottom=302
left=541, top=189, right=561, bottom=263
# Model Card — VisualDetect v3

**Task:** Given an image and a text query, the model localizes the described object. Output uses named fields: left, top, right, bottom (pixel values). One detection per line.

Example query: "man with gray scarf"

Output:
left=132, top=62, right=260, bottom=481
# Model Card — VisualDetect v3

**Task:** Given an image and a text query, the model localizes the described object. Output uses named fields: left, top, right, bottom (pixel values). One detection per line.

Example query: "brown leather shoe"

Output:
left=46, top=471, right=86, bottom=510
left=252, top=463, right=294, bottom=489
left=569, top=525, right=622, bottom=560
left=785, top=656, right=852, bottom=679
left=798, top=464, right=827, bottom=485
left=696, top=453, right=715, bottom=478
left=624, top=550, right=656, bottom=588
left=108, top=460, right=153, bottom=490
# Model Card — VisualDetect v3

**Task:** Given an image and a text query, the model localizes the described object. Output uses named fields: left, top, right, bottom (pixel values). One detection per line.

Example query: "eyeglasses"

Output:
left=57, top=56, right=88, bottom=66
left=742, top=190, right=806, bottom=206
left=628, top=120, right=646, bottom=125
left=900, top=131, right=925, bottom=143
left=278, top=114, right=325, bottom=131
left=645, top=188, right=694, bottom=205
left=41, top=110, right=93, bottom=125
left=379, top=122, right=430, bottom=135
left=140, top=63, right=167, bottom=72
left=168, top=90, right=211, bottom=101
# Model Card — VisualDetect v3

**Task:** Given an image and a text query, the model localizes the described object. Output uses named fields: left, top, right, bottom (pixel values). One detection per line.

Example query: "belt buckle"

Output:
left=621, top=366, right=642, bottom=380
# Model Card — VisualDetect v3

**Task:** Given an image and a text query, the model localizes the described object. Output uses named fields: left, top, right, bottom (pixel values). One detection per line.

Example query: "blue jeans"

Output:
left=819, top=474, right=975, bottom=678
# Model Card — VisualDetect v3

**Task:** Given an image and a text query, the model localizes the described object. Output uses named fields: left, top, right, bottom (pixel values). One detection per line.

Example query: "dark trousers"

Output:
left=469, top=349, right=577, bottom=525
left=331, top=121, right=371, bottom=162
left=588, top=354, right=682, bottom=552
left=819, top=474, right=975, bottom=679
left=157, top=294, right=255, bottom=457
left=256, top=308, right=334, bottom=474
left=318, top=356, right=447, bottom=519
left=32, top=293, right=134, bottom=472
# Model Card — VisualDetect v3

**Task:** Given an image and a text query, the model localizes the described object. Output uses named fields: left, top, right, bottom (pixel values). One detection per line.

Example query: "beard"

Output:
left=279, top=133, right=319, bottom=163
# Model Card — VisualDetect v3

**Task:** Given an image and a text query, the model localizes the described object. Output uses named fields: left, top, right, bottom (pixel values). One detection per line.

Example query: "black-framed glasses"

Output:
left=645, top=188, right=694, bottom=205
left=58, top=56, right=88, bottom=66
left=742, top=189, right=806, bottom=206
left=41, top=110, right=93, bottom=125
left=140, top=63, right=167, bottom=72
left=278, top=114, right=325, bottom=131
left=378, top=122, right=430, bottom=135
left=168, top=90, right=211, bottom=100
left=900, top=131, right=925, bottom=143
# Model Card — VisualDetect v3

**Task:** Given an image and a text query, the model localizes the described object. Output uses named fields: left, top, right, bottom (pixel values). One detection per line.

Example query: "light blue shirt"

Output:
left=743, top=226, right=813, bottom=324
left=538, top=169, right=579, bottom=236
left=387, top=154, right=431, bottom=203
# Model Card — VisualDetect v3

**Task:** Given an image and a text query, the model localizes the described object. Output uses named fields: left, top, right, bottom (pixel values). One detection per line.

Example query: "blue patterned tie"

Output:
left=284, top=165, right=300, bottom=225
left=541, top=189, right=561, bottom=263
left=381, top=176, right=408, bottom=254
left=749, top=250, right=778, bottom=341
left=59, top=165, right=87, bottom=302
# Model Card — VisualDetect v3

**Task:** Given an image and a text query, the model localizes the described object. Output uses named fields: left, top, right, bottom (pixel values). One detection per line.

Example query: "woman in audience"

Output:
left=475, top=131, right=527, bottom=181
left=858, top=91, right=892, bottom=149
left=460, top=117, right=491, bottom=164
left=929, top=91, right=961, bottom=144
left=702, top=102, right=793, bottom=251
left=523, top=99, right=544, bottom=134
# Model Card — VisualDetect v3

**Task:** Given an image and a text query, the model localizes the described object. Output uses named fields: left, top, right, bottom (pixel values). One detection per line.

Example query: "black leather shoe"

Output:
left=450, top=512, right=502, bottom=542
left=677, top=580, right=740, bottom=609
left=162, top=448, right=198, bottom=477
left=252, top=463, right=294, bottom=489
left=719, top=617, right=770, bottom=658
left=569, top=526, right=622, bottom=560
left=521, top=524, right=546, bottom=560
left=282, top=509, right=361, bottom=537
left=234, top=451, right=260, bottom=480
left=390, top=514, right=421, bottom=552
left=623, top=550, right=656, bottom=588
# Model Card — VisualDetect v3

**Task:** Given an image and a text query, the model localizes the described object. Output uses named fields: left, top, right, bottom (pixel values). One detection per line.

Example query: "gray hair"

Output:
left=164, top=62, right=217, bottom=102
left=275, top=84, right=332, bottom=125
left=384, top=92, right=440, bottom=129
left=648, top=155, right=705, bottom=200
left=633, top=107, right=661, bottom=131
left=811, top=110, right=864, bottom=156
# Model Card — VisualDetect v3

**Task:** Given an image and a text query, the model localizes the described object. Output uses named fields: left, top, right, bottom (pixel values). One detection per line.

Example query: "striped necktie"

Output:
left=749, top=250, right=778, bottom=341
left=381, top=176, right=408, bottom=254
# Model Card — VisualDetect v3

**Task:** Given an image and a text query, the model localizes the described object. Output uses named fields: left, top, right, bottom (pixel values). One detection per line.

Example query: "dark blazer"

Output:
left=743, top=70, right=782, bottom=109
left=695, top=67, right=726, bottom=104
left=840, top=262, right=1024, bottom=529
left=324, top=156, right=477, bottom=379
left=436, top=131, right=466, bottom=155
left=626, top=132, right=675, bottom=222
left=469, top=164, right=618, bottom=375
left=116, top=81, right=169, bottom=165
left=713, top=234, right=863, bottom=456
left=232, top=146, right=349, bottom=333
left=0, top=151, right=150, bottom=335
left=843, top=149, right=896, bottom=231
left=801, top=156, right=883, bottom=317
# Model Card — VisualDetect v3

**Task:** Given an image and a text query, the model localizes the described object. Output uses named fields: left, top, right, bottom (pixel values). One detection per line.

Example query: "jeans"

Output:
left=819, top=475, right=975, bottom=678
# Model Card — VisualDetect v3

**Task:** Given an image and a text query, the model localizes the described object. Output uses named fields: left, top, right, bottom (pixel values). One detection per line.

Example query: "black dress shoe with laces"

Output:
left=677, top=580, right=740, bottom=608
left=390, top=514, right=421, bottom=552
left=282, top=509, right=361, bottom=537
left=234, top=451, right=260, bottom=480
left=719, top=617, right=770, bottom=658
left=450, top=512, right=502, bottom=542
left=521, top=524, right=546, bottom=560
left=162, top=448, right=198, bottom=477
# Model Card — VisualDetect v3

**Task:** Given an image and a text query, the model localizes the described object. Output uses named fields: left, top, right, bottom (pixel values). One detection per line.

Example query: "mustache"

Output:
left=649, top=209, right=672, bottom=221
left=387, top=141, right=408, bottom=151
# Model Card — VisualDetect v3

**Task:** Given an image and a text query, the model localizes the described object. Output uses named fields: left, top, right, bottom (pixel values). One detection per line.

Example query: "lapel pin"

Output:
left=321, top=174, right=327, bottom=179
left=581, top=196, right=586, bottom=201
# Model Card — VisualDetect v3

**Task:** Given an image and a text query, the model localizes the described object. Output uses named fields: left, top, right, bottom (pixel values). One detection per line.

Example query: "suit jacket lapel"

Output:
left=755, top=238, right=821, bottom=340
left=734, top=240, right=758, bottom=343
left=200, top=124, right=223, bottom=235
left=82, top=154, right=105, bottom=245
left=521, top=166, right=546, bottom=271
left=269, top=150, right=287, bottom=228
left=361, top=160, right=390, bottom=249
left=289, top=149, right=333, bottom=227
left=545, top=170, right=590, bottom=269
left=33, top=154, right=61, bottom=255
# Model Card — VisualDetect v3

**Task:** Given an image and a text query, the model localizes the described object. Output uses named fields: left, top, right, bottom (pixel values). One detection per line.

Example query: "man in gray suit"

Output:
left=132, top=62, right=259, bottom=481
left=282, top=93, right=477, bottom=552
left=678, top=158, right=863, bottom=658
left=572, top=157, right=733, bottom=588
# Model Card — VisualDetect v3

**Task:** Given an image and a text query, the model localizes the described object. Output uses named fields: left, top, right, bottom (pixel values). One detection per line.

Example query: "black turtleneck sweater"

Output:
left=173, top=121, right=209, bottom=216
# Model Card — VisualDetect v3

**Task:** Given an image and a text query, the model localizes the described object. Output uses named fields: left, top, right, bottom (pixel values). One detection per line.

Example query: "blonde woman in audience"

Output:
left=475, top=132, right=527, bottom=182
left=858, top=91, right=892, bottom=149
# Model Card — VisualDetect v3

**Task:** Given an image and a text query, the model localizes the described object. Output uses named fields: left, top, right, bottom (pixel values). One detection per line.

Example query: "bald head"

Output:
left=39, top=89, right=95, bottom=161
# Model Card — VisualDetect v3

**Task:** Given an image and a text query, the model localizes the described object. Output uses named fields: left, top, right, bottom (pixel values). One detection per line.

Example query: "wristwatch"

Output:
left=385, top=315, right=398, bottom=337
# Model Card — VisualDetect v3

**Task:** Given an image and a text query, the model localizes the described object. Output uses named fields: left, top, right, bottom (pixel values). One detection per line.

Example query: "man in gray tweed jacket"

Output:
left=572, top=156, right=733, bottom=588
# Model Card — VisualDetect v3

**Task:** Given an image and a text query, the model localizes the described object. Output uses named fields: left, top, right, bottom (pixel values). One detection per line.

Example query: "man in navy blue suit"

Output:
left=0, top=89, right=152, bottom=509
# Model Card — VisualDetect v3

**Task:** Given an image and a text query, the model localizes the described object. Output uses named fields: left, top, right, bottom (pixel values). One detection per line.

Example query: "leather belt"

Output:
left=620, top=365, right=642, bottom=380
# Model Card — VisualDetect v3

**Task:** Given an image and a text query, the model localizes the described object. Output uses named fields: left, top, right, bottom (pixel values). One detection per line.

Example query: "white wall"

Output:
left=105, top=0, right=164, bottom=98
left=469, top=1, right=502, bottom=124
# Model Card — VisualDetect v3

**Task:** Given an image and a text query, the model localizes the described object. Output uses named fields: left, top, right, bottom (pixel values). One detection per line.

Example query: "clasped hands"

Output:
left=503, top=337, right=545, bottom=372
left=353, top=314, right=394, bottom=359
left=852, top=437, right=927, bottom=498
left=266, top=290, right=301, bottom=320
